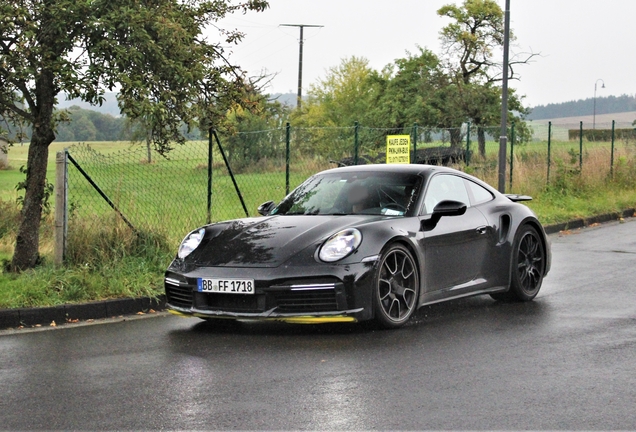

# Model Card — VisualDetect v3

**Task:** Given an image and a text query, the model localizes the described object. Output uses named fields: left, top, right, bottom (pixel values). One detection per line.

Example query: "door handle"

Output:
left=476, top=226, right=487, bottom=235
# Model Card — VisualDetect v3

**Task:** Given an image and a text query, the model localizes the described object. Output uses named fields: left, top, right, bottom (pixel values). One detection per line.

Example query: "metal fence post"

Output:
left=610, top=119, right=615, bottom=178
left=212, top=129, right=249, bottom=217
left=66, top=152, right=136, bottom=231
left=547, top=121, right=552, bottom=185
left=509, top=122, right=515, bottom=190
left=579, top=121, right=583, bottom=170
left=207, top=127, right=213, bottom=224
left=465, top=122, right=471, bottom=166
left=412, top=123, right=418, bottom=164
left=285, top=122, right=291, bottom=195
left=354, top=121, right=359, bottom=165
left=54, top=151, right=68, bottom=266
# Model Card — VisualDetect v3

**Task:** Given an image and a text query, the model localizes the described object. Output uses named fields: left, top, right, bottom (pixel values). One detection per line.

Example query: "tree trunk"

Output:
left=478, top=126, right=486, bottom=158
left=450, top=128, right=462, bottom=148
left=146, top=130, right=152, bottom=163
left=10, top=70, right=57, bottom=271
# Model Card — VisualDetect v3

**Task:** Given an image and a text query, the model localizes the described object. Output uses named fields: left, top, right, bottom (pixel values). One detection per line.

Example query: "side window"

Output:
left=422, top=174, right=470, bottom=214
left=465, top=180, right=494, bottom=205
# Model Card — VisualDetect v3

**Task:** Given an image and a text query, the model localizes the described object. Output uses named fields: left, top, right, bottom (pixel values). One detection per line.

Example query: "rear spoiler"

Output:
left=505, top=194, right=532, bottom=202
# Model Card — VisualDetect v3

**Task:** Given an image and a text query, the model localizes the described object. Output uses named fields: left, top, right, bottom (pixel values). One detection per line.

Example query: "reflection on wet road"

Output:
left=1, top=220, right=635, bottom=430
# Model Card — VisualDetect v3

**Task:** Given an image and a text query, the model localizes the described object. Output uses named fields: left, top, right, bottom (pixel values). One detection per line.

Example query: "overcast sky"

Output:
left=216, top=0, right=635, bottom=108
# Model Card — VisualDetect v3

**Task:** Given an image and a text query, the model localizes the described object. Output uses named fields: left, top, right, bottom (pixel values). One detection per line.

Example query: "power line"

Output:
left=279, top=24, right=324, bottom=109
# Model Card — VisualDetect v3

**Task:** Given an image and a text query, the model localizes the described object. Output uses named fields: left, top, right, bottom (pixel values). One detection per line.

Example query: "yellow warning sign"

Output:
left=386, top=135, right=410, bottom=164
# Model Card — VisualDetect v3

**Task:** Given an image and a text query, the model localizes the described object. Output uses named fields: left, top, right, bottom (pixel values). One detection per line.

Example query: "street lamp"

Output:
left=593, top=79, right=605, bottom=130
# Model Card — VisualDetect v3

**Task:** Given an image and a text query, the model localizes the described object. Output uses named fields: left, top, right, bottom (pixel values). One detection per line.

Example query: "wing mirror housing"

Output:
left=432, top=200, right=467, bottom=217
left=421, top=200, right=467, bottom=231
left=257, top=200, right=275, bottom=216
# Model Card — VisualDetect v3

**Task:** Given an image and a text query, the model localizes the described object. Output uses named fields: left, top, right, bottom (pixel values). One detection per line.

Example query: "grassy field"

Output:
left=1, top=136, right=635, bottom=310
left=1, top=140, right=329, bottom=236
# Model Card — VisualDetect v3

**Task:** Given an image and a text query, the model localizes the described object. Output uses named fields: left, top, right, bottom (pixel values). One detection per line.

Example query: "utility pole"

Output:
left=593, top=79, right=605, bottom=130
left=497, top=0, right=511, bottom=193
left=280, top=24, right=323, bottom=109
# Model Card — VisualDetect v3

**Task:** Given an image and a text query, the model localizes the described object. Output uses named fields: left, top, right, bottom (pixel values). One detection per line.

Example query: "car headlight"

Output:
left=177, top=228, right=205, bottom=259
left=319, top=229, right=362, bottom=262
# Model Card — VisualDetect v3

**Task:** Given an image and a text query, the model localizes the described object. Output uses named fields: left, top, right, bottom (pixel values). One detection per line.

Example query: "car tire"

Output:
left=491, top=224, right=546, bottom=302
left=373, top=244, right=419, bottom=329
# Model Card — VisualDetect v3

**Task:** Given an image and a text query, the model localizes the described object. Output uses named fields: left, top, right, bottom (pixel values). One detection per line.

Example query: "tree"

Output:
left=438, top=0, right=506, bottom=86
left=221, top=89, right=290, bottom=172
left=0, top=0, right=268, bottom=270
left=437, top=0, right=534, bottom=154
left=301, top=56, right=377, bottom=128
left=72, top=115, right=98, bottom=142
left=85, top=109, right=122, bottom=141
left=53, top=106, right=127, bottom=142
left=368, top=48, right=442, bottom=132
left=292, top=56, right=378, bottom=156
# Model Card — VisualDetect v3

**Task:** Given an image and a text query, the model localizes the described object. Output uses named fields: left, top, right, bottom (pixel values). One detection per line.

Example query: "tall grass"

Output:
left=507, top=143, right=636, bottom=223
left=0, top=200, right=21, bottom=263
left=0, top=209, right=172, bottom=309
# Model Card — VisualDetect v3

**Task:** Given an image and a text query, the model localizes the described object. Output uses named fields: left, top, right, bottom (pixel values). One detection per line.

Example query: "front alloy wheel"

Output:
left=374, top=244, right=419, bottom=328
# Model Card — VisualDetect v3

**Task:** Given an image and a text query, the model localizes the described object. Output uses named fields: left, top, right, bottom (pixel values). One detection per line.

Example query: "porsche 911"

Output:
left=165, top=164, right=551, bottom=328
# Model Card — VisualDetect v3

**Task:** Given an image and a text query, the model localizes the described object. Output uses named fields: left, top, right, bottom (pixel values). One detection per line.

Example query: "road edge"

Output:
left=542, top=207, right=635, bottom=234
left=0, top=295, right=166, bottom=330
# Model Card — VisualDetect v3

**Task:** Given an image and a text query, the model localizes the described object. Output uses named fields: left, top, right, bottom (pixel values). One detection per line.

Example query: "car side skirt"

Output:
left=419, top=285, right=508, bottom=307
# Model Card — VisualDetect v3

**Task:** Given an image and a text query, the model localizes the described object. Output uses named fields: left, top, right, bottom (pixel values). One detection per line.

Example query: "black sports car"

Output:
left=165, top=164, right=551, bottom=328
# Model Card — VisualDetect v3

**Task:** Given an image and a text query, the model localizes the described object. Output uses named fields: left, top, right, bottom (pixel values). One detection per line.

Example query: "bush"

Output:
left=568, top=128, right=636, bottom=142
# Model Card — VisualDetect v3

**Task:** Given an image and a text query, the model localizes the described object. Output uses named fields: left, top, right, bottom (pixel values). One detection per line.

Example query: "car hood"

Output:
left=188, top=215, right=385, bottom=268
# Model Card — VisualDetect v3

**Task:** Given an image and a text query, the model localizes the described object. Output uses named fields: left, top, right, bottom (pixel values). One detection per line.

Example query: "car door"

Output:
left=417, top=174, right=492, bottom=298
left=464, top=178, right=510, bottom=288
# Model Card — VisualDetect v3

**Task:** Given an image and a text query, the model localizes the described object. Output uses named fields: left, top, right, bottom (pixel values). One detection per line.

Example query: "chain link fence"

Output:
left=57, top=120, right=636, bottom=262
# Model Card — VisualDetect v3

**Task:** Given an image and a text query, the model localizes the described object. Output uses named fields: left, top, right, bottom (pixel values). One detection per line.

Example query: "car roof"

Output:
left=320, top=163, right=462, bottom=176
left=318, top=163, right=501, bottom=196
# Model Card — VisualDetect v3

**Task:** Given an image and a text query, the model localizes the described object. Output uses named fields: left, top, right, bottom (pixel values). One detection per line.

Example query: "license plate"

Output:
left=197, top=278, right=255, bottom=294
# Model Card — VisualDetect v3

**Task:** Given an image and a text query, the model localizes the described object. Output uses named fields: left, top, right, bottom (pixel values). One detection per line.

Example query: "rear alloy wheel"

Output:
left=492, top=225, right=545, bottom=302
left=374, top=244, right=419, bottom=328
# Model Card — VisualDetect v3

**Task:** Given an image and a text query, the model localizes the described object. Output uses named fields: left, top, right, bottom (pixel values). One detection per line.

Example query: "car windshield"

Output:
left=271, top=171, right=422, bottom=216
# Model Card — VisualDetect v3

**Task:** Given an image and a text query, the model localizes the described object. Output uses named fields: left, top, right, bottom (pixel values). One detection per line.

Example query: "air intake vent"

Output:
left=273, top=290, right=338, bottom=313
left=165, top=284, right=193, bottom=309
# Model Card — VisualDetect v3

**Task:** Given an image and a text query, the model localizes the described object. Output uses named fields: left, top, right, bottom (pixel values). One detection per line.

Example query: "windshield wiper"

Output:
left=282, top=211, right=321, bottom=215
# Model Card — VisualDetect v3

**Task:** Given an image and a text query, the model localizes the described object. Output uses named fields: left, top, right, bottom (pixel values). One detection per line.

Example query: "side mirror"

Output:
left=421, top=200, right=467, bottom=231
left=257, top=200, right=275, bottom=216
left=432, top=200, right=467, bottom=217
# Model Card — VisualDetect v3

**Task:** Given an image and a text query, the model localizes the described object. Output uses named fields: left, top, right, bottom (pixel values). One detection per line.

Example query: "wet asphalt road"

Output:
left=1, top=220, right=636, bottom=430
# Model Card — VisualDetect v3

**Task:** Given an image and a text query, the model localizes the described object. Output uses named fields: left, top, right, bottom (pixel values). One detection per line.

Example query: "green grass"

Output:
left=0, top=255, right=168, bottom=309
left=1, top=137, right=636, bottom=310
left=528, top=190, right=636, bottom=225
left=0, top=234, right=172, bottom=309
left=1, top=141, right=133, bottom=201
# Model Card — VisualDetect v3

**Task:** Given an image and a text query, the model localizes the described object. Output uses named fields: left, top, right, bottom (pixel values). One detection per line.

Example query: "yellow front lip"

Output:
left=168, top=309, right=356, bottom=324
left=272, top=316, right=357, bottom=324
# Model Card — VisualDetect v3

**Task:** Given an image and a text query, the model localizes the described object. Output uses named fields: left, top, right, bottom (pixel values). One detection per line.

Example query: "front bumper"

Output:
left=167, top=307, right=363, bottom=324
left=164, top=261, right=376, bottom=323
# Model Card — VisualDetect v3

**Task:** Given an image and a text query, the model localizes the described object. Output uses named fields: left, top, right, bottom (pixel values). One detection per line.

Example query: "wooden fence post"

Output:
left=54, top=151, right=67, bottom=266
left=0, top=136, right=8, bottom=169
